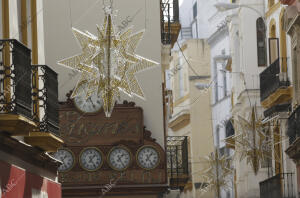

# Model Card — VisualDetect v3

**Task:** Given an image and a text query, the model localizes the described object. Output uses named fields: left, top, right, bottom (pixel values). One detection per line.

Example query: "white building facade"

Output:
left=226, top=0, right=297, bottom=197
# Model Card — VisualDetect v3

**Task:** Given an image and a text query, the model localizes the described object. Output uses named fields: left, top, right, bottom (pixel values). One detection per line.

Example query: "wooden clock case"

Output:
left=57, top=93, right=168, bottom=197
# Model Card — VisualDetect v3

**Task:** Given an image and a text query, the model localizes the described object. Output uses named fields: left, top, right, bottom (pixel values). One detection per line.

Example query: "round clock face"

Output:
left=108, top=146, right=131, bottom=171
left=79, top=147, right=103, bottom=171
left=137, top=146, right=160, bottom=170
left=53, top=149, right=75, bottom=172
left=73, top=83, right=102, bottom=113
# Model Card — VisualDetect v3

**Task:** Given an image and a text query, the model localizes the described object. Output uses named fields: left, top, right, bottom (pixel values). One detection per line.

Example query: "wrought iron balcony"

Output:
left=32, top=65, right=59, bottom=136
left=260, top=58, right=290, bottom=104
left=286, top=105, right=300, bottom=163
left=24, top=65, right=62, bottom=152
left=161, top=0, right=180, bottom=46
left=287, top=106, right=300, bottom=145
left=0, top=39, right=38, bottom=135
left=0, top=39, right=62, bottom=151
left=0, top=39, right=32, bottom=118
left=259, top=173, right=295, bottom=198
left=264, top=103, right=291, bottom=117
left=166, top=136, right=189, bottom=190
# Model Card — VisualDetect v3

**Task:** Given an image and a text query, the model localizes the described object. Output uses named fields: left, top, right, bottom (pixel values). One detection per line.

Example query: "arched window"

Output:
left=225, top=120, right=235, bottom=137
left=280, top=9, right=287, bottom=72
left=256, top=17, right=267, bottom=66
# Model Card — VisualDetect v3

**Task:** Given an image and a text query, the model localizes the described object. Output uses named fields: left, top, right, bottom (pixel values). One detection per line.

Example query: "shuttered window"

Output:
left=256, top=17, right=267, bottom=66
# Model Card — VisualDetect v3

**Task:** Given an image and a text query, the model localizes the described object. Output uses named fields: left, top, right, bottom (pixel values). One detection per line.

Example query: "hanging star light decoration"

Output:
left=58, top=8, right=157, bottom=117
left=198, top=150, right=232, bottom=196
left=229, top=106, right=274, bottom=175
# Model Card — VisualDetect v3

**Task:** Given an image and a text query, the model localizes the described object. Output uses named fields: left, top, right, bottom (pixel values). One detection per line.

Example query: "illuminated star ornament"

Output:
left=58, top=7, right=157, bottom=117
left=228, top=107, right=273, bottom=175
left=198, top=150, right=232, bottom=196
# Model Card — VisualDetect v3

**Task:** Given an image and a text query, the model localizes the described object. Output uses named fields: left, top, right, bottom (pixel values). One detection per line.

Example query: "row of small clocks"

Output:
left=53, top=145, right=160, bottom=172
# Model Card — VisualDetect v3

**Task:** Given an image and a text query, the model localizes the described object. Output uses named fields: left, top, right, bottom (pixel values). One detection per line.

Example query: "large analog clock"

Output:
left=53, top=149, right=75, bottom=172
left=137, top=146, right=160, bottom=170
left=73, top=83, right=103, bottom=113
left=79, top=147, right=103, bottom=171
left=108, top=146, right=132, bottom=171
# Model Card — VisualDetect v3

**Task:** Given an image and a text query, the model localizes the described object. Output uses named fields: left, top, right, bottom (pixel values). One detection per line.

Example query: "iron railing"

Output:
left=259, top=173, right=295, bottom=198
left=0, top=39, right=59, bottom=136
left=287, top=105, right=300, bottom=144
left=264, top=103, right=290, bottom=117
left=260, top=58, right=290, bottom=102
left=160, top=0, right=179, bottom=45
left=0, top=39, right=32, bottom=119
left=166, top=136, right=189, bottom=189
left=32, top=65, right=59, bottom=136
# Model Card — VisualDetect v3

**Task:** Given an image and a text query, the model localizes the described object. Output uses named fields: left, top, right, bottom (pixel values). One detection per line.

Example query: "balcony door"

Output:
left=269, top=38, right=279, bottom=65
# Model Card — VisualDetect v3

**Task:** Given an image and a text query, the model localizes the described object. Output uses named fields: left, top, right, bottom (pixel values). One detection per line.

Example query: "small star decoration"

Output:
left=198, top=150, right=232, bottom=195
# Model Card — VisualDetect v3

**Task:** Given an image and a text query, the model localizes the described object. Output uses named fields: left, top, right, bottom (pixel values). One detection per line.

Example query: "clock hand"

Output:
left=120, top=160, right=125, bottom=167
left=146, top=152, right=153, bottom=161
left=88, top=97, right=96, bottom=107
left=89, top=155, right=95, bottom=163
left=146, top=154, right=150, bottom=162
left=117, top=155, right=126, bottom=167
left=61, top=155, right=67, bottom=164
left=91, top=155, right=99, bottom=166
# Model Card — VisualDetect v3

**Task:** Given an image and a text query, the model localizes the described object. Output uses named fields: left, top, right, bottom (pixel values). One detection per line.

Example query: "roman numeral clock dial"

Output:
left=73, top=83, right=103, bottom=113
left=53, top=149, right=75, bottom=172
left=108, top=146, right=132, bottom=171
left=137, top=146, right=160, bottom=170
left=79, top=147, right=103, bottom=171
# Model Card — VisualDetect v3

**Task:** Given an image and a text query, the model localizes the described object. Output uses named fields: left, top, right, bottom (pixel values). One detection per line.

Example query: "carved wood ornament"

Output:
left=57, top=92, right=167, bottom=196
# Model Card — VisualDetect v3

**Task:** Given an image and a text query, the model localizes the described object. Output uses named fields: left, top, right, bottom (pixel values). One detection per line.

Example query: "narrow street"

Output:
left=0, top=0, right=299, bottom=198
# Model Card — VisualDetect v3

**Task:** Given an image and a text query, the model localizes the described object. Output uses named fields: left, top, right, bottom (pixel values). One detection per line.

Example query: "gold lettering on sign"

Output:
left=78, top=123, right=86, bottom=136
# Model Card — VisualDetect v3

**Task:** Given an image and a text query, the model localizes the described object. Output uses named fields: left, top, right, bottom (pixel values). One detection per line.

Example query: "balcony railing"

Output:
left=161, top=0, right=179, bottom=45
left=264, top=103, right=291, bottom=117
left=167, top=136, right=189, bottom=190
left=32, top=65, right=59, bottom=136
left=0, top=39, right=32, bottom=119
left=259, top=173, right=295, bottom=198
left=287, top=105, right=300, bottom=144
left=260, top=58, right=290, bottom=102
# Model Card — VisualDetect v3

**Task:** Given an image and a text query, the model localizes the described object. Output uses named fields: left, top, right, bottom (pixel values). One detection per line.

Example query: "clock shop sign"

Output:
left=59, top=108, right=143, bottom=145
left=59, top=169, right=166, bottom=185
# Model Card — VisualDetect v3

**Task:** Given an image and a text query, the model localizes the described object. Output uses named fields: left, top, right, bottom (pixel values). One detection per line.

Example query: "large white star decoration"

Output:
left=58, top=12, right=158, bottom=117
left=198, top=150, right=232, bottom=196
left=229, top=107, right=275, bottom=175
